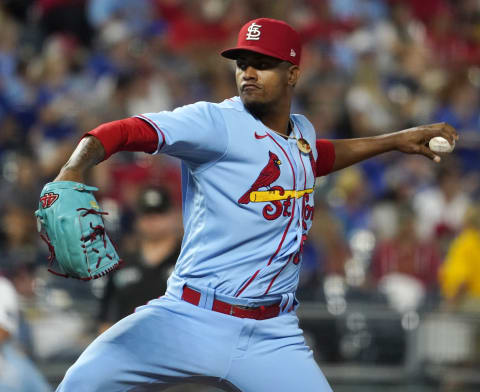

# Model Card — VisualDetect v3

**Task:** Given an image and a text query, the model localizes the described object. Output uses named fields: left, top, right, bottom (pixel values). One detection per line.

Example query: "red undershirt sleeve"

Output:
left=315, top=139, right=335, bottom=177
left=85, top=117, right=159, bottom=161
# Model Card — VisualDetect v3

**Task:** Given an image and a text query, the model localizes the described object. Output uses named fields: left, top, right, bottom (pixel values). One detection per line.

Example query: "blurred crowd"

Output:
left=1, top=0, right=480, bottom=389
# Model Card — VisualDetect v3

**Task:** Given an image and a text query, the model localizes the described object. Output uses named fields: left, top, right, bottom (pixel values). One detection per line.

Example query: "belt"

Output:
left=181, top=286, right=291, bottom=320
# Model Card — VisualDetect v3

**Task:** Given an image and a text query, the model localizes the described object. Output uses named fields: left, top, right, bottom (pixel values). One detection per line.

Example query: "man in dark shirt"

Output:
left=98, top=187, right=181, bottom=331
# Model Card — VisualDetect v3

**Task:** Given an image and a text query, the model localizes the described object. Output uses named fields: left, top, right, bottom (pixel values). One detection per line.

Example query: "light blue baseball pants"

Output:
left=56, top=293, right=333, bottom=391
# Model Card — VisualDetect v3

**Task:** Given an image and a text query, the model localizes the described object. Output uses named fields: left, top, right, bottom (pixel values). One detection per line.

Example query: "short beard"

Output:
left=243, top=100, right=274, bottom=120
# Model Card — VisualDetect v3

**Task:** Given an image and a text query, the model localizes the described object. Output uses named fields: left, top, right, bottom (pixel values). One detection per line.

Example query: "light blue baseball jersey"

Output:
left=57, top=97, right=336, bottom=392
left=137, top=96, right=325, bottom=301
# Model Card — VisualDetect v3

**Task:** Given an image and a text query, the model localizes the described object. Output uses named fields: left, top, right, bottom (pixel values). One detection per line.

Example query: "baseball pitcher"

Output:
left=39, top=18, right=457, bottom=391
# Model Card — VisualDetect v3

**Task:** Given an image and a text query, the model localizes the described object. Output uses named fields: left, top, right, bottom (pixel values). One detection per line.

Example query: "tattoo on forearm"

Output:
left=64, top=136, right=105, bottom=171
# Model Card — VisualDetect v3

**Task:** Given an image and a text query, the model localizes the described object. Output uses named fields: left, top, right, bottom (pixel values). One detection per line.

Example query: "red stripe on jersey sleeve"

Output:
left=315, top=139, right=335, bottom=177
left=85, top=117, right=159, bottom=161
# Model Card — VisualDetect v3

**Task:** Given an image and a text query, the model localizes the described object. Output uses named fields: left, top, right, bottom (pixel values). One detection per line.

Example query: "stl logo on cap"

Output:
left=246, top=22, right=262, bottom=40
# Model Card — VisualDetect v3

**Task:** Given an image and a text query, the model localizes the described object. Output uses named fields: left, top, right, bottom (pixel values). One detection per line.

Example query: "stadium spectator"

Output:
left=0, top=204, right=38, bottom=271
left=439, top=204, right=480, bottom=309
left=432, top=73, right=480, bottom=172
left=370, top=206, right=441, bottom=291
left=0, top=276, right=52, bottom=392
left=413, top=164, right=470, bottom=241
left=97, top=187, right=181, bottom=332
left=330, top=167, right=371, bottom=240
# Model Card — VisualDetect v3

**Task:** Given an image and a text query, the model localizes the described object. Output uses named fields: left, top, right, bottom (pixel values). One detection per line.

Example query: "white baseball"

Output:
left=428, top=136, right=455, bottom=153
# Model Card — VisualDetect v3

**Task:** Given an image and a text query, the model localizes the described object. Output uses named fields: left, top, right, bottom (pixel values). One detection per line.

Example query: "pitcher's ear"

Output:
left=288, top=65, right=300, bottom=87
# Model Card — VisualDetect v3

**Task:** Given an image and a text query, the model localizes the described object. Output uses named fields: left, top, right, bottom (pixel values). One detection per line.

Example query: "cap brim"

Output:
left=220, top=46, right=291, bottom=63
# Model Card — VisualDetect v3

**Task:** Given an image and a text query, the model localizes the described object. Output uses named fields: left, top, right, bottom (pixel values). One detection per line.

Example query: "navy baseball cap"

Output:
left=221, top=18, right=302, bottom=66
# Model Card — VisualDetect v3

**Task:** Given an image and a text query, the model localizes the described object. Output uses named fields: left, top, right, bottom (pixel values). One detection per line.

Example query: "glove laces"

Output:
left=77, top=208, right=113, bottom=268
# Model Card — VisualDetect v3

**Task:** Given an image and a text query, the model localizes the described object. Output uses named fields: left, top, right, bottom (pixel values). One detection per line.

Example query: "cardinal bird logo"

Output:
left=238, top=151, right=282, bottom=204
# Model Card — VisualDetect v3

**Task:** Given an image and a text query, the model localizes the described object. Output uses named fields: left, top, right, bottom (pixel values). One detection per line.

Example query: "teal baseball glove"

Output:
left=35, top=181, right=123, bottom=280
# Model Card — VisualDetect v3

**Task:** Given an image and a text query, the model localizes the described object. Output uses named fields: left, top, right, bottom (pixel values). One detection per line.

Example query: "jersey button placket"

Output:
left=286, top=139, right=303, bottom=232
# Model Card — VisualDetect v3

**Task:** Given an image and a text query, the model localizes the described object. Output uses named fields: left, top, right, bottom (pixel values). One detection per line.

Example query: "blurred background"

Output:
left=0, top=0, right=480, bottom=391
